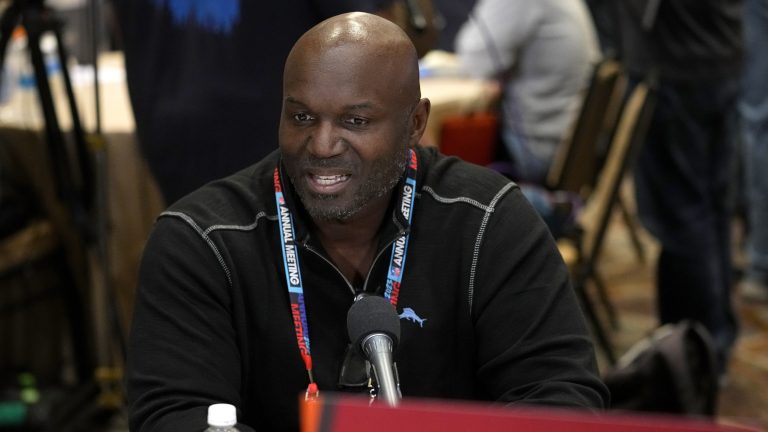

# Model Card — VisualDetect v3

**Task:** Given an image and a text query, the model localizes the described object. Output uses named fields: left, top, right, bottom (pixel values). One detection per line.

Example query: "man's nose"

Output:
left=307, top=121, right=344, bottom=158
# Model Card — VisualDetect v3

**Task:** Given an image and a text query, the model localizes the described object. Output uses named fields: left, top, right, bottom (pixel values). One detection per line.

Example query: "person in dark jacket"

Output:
left=617, top=0, right=743, bottom=376
left=126, top=13, right=608, bottom=431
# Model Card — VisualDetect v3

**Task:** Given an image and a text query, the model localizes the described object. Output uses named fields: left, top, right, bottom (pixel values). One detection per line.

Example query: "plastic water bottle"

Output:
left=205, top=403, right=240, bottom=432
left=0, top=27, right=27, bottom=104
left=0, top=27, right=33, bottom=125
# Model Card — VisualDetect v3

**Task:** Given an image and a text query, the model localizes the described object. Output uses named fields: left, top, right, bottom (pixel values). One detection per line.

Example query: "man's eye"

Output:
left=345, top=117, right=369, bottom=127
left=293, top=113, right=314, bottom=122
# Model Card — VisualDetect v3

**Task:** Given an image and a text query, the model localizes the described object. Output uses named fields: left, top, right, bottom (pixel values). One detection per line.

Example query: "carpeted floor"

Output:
left=594, top=203, right=768, bottom=431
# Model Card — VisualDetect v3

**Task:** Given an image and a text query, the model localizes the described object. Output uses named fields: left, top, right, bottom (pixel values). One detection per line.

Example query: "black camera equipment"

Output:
left=0, top=0, right=125, bottom=429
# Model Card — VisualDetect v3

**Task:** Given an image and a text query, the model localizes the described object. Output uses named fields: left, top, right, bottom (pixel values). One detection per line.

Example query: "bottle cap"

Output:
left=207, top=403, right=237, bottom=427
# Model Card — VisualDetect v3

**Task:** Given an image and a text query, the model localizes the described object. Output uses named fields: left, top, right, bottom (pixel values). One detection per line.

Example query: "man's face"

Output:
left=279, top=43, right=416, bottom=222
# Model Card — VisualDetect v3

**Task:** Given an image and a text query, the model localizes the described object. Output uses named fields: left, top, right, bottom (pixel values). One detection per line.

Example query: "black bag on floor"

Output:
left=603, top=320, right=719, bottom=415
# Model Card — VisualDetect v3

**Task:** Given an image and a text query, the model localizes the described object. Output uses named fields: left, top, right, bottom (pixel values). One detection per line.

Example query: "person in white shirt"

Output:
left=456, top=0, right=600, bottom=183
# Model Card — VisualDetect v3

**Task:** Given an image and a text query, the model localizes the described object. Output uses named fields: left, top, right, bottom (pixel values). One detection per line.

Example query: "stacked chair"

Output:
left=435, top=57, right=657, bottom=363
left=556, top=76, right=657, bottom=364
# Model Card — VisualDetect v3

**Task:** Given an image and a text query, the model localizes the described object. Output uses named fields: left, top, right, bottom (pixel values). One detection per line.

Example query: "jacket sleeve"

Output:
left=126, top=216, right=256, bottom=432
left=471, top=187, right=609, bottom=409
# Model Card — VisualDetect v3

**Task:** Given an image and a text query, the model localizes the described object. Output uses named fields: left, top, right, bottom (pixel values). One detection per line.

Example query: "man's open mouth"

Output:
left=311, top=174, right=351, bottom=185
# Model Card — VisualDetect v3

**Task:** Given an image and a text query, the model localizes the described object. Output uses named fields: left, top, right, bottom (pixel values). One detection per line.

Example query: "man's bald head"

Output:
left=284, top=12, right=421, bottom=102
left=278, top=12, right=430, bottom=223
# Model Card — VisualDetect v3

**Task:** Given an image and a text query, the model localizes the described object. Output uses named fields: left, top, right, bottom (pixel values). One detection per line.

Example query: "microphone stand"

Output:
left=362, top=333, right=401, bottom=407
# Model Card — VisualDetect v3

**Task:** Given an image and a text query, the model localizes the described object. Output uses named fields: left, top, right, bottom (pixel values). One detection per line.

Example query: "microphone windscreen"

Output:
left=347, top=296, right=401, bottom=351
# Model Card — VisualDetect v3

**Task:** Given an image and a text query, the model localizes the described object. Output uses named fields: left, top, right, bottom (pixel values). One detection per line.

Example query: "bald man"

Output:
left=127, top=13, right=608, bottom=431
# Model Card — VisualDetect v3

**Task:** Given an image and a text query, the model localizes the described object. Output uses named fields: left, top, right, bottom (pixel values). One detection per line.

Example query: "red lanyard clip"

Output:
left=305, top=382, right=320, bottom=401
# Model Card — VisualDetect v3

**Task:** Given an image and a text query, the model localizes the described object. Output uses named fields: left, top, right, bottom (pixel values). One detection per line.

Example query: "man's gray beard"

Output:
left=298, top=149, right=408, bottom=222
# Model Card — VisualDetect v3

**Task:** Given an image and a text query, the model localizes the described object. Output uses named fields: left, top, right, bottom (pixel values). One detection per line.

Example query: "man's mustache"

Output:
left=296, top=155, right=355, bottom=171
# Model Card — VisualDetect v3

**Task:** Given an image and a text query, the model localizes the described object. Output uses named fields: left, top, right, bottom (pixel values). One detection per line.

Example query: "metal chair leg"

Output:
left=574, top=273, right=616, bottom=365
left=592, top=272, right=619, bottom=330
left=617, top=194, right=646, bottom=264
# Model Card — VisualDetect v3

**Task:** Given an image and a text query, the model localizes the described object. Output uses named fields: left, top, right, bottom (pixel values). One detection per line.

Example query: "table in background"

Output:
left=420, top=76, right=497, bottom=147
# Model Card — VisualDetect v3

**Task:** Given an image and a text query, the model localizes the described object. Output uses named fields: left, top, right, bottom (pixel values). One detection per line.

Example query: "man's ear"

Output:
left=409, top=98, right=431, bottom=145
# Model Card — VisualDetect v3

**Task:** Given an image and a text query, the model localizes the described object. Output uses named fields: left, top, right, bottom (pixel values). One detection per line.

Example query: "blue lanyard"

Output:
left=383, top=149, right=418, bottom=305
left=273, top=149, right=418, bottom=397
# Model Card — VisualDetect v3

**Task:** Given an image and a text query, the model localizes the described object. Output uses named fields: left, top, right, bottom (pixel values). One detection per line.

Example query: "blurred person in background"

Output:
left=617, top=0, right=744, bottom=376
left=739, top=0, right=768, bottom=302
left=113, top=0, right=438, bottom=205
left=454, top=0, right=600, bottom=184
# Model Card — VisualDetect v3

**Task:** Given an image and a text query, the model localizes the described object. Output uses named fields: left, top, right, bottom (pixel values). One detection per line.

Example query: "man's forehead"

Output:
left=311, top=44, right=387, bottom=74
left=287, top=42, right=405, bottom=89
left=283, top=78, right=394, bottom=117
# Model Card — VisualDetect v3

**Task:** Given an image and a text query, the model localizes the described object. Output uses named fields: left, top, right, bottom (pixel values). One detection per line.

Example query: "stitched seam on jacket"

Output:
left=202, top=212, right=276, bottom=236
left=160, top=210, right=270, bottom=287
left=422, top=186, right=492, bottom=211
left=467, top=182, right=517, bottom=317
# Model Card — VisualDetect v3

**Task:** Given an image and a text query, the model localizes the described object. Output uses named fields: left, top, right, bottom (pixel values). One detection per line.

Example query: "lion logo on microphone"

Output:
left=399, top=308, right=427, bottom=327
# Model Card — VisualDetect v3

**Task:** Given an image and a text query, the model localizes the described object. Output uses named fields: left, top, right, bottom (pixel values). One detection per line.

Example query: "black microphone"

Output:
left=346, top=295, right=401, bottom=406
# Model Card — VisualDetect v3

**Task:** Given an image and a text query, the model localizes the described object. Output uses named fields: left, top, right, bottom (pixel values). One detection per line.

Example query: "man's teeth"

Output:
left=314, top=174, right=349, bottom=185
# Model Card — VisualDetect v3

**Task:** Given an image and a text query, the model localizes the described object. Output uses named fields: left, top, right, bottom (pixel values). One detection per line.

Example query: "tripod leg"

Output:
left=25, top=11, right=81, bottom=212
left=54, top=23, right=94, bottom=208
